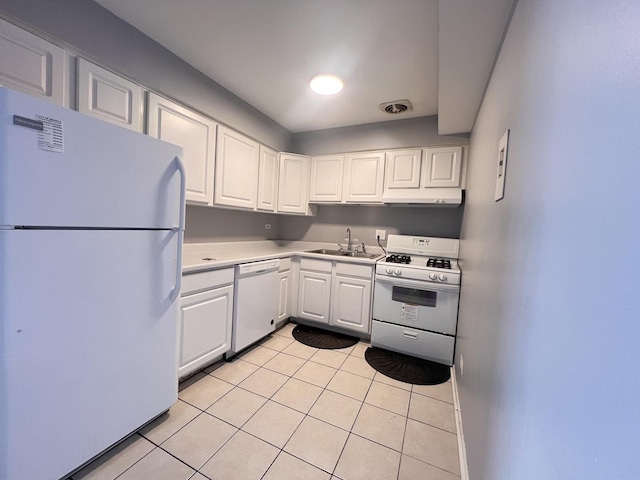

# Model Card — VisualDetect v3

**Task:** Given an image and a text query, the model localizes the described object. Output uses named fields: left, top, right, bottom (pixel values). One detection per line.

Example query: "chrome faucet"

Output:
left=345, top=228, right=352, bottom=252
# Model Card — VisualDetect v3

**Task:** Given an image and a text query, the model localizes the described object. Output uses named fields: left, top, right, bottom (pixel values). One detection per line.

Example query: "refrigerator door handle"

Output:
left=170, top=155, right=186, bottom=301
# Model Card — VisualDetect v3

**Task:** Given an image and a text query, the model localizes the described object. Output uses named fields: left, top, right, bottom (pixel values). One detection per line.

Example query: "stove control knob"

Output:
left=438, top=273, right=447, bottom=282
left=386, top=267, right=393, bottom=274
left=394, top=269, right=402, bottom=276
left=429, top=272, right=438, bottom=280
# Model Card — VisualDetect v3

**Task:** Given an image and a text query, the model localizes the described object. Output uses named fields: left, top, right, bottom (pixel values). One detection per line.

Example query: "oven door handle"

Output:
left=375, top=275, right=460, bottom=293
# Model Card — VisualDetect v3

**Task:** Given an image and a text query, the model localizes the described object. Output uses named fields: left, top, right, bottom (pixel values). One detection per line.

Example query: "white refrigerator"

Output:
left=0, top=87, right=186, bottom=480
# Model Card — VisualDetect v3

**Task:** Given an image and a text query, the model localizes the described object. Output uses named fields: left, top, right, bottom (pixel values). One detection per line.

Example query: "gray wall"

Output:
left=185, top=206, right=280, bottom=243
left=292, top=115, right=469, bottom=155
left=280, top=205, right=463, bottom=245
left=0, top=0, right=292, bottom=151
left=456, top=1, right=640, bottom=479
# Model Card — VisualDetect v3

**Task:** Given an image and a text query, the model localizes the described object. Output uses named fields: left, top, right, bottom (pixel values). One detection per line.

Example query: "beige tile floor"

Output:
left=70, top=322, right=461, bottom=480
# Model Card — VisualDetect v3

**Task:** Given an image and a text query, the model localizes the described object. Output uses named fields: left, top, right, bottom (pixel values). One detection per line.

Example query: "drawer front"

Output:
left=182, top=267, right=234, bottom=296
left=371, top=320, right=454, bottom=366
left=300, top=257, right=332, bottom=273
left=335, top=261, right=372, bottom=279
left=279, top=257, right=292, bottom=272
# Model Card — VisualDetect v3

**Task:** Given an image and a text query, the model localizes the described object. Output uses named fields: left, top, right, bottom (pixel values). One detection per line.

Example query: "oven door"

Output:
left=373, top=275, right=459, bottom=335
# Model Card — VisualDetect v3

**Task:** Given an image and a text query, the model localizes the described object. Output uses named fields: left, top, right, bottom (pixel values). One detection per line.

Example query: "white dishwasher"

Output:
left=231, top=259, right=280, bottom=355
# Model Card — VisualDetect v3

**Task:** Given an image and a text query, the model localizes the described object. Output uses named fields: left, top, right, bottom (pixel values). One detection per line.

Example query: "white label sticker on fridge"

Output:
left=36, top=115, right=64, bottom=153
left=401, top=304, right=418, bottom=321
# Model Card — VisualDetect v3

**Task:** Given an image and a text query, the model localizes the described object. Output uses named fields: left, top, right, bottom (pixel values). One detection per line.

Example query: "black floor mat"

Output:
left=364, top=347, right=451, bottom=385
left=292, top=324, right=359, bottom=350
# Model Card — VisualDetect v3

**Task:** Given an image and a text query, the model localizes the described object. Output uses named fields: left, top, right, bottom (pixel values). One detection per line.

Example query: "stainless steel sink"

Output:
left=305, top=249, right=380, bottom=259
left=305, top=248, right=345, bottom=256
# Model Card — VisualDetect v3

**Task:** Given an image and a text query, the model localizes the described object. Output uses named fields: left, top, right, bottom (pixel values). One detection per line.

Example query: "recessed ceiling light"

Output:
left=309, top=74, right=343, bottom=95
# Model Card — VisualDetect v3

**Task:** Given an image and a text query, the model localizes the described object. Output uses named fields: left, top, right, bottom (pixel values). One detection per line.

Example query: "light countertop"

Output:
left=182, top=240, right=384, bottom=273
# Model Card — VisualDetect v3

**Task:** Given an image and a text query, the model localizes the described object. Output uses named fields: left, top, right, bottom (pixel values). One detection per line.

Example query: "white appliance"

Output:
left=0, top=88, right=185, bottom=480
left=231, top=259, right=280, bottom=355
left=372, top=234, right=461, bottom=366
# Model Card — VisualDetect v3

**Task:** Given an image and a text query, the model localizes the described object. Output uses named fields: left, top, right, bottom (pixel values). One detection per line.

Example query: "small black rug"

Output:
left=292, top=324, right=359, bottom=350
left=365, top=347, right=451, bottom=385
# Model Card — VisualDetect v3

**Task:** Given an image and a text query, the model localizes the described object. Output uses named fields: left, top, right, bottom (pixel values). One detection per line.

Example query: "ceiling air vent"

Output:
left=379, top=99, right=413, bottom=115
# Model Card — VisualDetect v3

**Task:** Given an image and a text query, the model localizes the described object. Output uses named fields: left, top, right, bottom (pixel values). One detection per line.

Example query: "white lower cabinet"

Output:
left=278, top=258, right=292, bottom=322
left=179, top=268, right=234, bottom=378
left=332, top=275, right=372, bottom=334
left=297, top=258, right=374, bottom=334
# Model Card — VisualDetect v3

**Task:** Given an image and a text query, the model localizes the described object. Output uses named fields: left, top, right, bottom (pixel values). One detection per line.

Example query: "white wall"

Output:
left=457, top=1, right=640, bottom=479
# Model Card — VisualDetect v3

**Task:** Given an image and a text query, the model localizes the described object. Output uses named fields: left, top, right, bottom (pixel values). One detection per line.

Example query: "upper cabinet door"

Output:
left=77, top=58, right=143, bottom=132
left=277, top=153, right=310, bottom=214
left=423, top=146, right=463, bottom=188
left=257, top=145, right=279, bottom=212
left=385, top=149, right=422, bottom=189
left=343, top=152, right=385, bottom=203
left=0, top=19, right=66, bottom=106
left=214, top=126, right=260, bottom=210
left=309, top=154, right=344, bottom=203
left=147, top=93, right=217, bottom=205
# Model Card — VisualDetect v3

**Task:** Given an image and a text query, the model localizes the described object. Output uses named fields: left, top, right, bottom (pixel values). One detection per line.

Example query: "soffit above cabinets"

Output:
left=94, top=0, right=514, bottom=134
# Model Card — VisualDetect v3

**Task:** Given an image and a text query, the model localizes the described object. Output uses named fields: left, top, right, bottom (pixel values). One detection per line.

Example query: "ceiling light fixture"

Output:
left=309, top=74, right=343, bottom=95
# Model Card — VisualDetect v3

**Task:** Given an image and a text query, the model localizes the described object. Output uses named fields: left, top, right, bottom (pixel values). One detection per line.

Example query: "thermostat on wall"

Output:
left=494, top=129, right=510, bottom=201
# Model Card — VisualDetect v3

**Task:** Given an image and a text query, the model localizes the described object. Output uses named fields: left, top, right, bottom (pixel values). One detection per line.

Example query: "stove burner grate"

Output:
left=386, top=254, right=411, bottom=264
left=426, top=258, right=451, bottom=269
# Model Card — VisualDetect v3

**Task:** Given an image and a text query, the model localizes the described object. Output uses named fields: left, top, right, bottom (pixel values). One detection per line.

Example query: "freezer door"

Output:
left=0, top=87, right=182, bottom=228
left=0, top=229, right=180, bottom=480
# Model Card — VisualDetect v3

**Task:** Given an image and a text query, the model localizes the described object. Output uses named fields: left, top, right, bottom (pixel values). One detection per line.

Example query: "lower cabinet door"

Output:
left=331, top=275, right=372, bottom=334
left=297, top=270, right=332, bottom=323
left=179, top=284, right=233, bottom=378
left=278, top=271, right=291, bottom=322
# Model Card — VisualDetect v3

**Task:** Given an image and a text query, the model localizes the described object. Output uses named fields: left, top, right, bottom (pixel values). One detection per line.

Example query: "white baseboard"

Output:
left=451, top=367, right=470, bottom=480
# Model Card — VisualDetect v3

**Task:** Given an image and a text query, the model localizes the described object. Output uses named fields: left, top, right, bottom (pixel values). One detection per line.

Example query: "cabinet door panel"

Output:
left=278, top=271, right=290, bottom=321
left=257, top=145, right=279, bottom=211
left=77, top=58, right=142, bottom=131
left=179, top=284, right=233, bottom=377
left=332, top=276, right=372, bottom=334
left=309, top=154, right=344, bottom=202
left=297, top=271, right=331, bottom=323
left=0, top=18, right=65, bottom=105
left=215, top=126, right=259, bottom=209
left=147, top=93, right=217, bottom=205
left=343, top=152, right=385, bottom=202
left=423, top=146, right=462, bottom=188
left=278, top=153, right=310, bottom=214
left=385, top=149, right=422, bottom=189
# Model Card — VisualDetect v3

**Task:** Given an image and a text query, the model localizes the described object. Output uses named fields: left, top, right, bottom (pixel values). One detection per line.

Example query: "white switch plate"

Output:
left=375, top=229, right=386, bottom=240
left=495, top=129, right=510, bottom=201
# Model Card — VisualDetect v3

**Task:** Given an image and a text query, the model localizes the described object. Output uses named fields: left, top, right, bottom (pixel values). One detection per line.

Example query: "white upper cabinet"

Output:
left=277, top=153, right=310, bottom=214
left=147, top=93, right=217, bottom=205
left=214, top=125, right=260, bottom=210
left=343, top=151, right=385, bottom=203
left=0, top=18, right=66, bottom=106
left=256, top=145, right=279, bottom=212
left=309, top=154, right=344, bottom=203
left=77, top=58, right=143, bottom=132
left=423, top=146, right=463, bottom=188
left=384, top=149, right=422, bottom=189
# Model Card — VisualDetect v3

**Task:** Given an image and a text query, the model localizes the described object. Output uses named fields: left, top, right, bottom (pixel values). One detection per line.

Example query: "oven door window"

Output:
left=391, top=286, right=437, bottom=307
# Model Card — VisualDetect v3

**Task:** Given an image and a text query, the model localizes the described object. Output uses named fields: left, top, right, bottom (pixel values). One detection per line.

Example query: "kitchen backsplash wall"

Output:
left=291, top=115, right=469, bottom=155
left=279, top=205, right=463, bottom=245
left=185, top=206, right=281, bottom=243
left=0, top=0, right=292, bottom=151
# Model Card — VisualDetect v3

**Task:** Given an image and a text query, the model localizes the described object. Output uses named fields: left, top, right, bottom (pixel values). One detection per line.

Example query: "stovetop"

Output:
left=384, top=254, right=453, bottom=270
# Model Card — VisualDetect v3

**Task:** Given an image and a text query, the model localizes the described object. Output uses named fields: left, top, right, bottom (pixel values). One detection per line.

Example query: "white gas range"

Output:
left=372, top=234, right=461, bottom=366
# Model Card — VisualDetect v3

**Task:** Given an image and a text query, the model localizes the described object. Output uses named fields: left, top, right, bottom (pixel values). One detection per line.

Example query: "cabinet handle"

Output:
left=403, top=331, right=418, bottom=339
